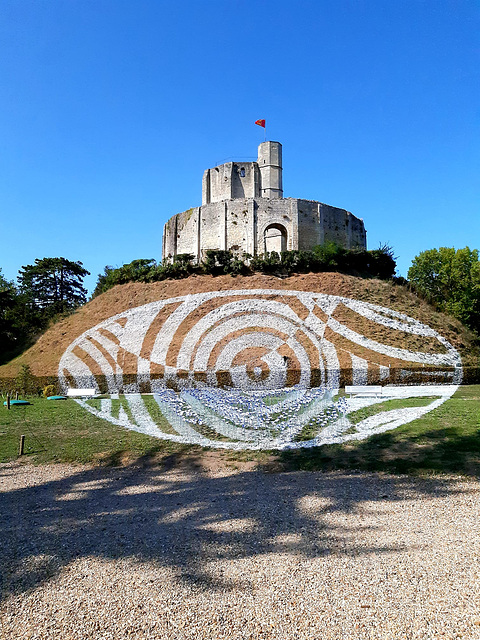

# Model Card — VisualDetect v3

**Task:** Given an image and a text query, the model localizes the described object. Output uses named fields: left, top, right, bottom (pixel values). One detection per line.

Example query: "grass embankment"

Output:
left=281, top=386, right=480, bottom=476
left=1, top=386, right=479, bottom=476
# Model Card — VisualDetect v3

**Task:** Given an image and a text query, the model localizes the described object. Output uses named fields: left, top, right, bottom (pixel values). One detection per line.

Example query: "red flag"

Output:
left=255, top=119, right=266, bottom=128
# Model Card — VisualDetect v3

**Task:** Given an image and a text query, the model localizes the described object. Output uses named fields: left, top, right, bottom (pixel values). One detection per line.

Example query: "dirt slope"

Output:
left=0, top=273, right=477, bottom=382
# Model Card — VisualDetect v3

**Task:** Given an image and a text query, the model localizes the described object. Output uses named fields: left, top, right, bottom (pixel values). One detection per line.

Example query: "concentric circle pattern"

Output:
left=58, top=289, right=462, bottom=450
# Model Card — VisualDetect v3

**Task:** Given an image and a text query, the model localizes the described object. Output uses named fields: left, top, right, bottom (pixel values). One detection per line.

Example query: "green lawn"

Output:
left=0, top=396, right=195, bottom=465
left=1, top=386, right=479, bottom=476
left=279, top=385, right=480, bottom=476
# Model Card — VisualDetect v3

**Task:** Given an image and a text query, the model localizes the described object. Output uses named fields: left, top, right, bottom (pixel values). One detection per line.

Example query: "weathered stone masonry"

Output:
left=162, top=141, right=367, bottom=261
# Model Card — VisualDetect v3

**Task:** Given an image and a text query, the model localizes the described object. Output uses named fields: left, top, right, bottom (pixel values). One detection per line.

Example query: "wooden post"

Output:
left=19, top=435, right=25, bottom=456
left=6, top=395, right=10, bottom=410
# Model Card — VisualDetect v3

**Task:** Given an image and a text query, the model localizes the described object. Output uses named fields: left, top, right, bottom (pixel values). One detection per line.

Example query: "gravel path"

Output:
left=1, top=460, right=480, bottom=639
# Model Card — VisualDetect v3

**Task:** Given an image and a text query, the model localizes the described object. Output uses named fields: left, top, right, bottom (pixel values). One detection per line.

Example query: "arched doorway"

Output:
left=264, top=224, right=287, bottom=253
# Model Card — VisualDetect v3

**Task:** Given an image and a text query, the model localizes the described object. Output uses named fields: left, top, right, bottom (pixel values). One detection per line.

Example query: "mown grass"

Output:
left=0, top=387, right=479, bottom=476
left=0, top=397, right=196, bottom=465
left=346, top=396, right=434, bottom=424
left=278, top=386, right=480, bottom=476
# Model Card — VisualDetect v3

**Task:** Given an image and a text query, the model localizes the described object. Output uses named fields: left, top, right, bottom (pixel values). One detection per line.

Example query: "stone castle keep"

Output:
left=162, top=141, right=366, bottom=261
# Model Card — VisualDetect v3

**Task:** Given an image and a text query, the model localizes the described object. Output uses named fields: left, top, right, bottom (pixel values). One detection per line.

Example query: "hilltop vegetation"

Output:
left=91, top=244, right=396, bottom=297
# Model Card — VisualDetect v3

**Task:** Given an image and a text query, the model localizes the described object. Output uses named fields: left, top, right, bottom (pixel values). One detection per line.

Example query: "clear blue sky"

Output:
left=1, top=0, right=478, bottom=293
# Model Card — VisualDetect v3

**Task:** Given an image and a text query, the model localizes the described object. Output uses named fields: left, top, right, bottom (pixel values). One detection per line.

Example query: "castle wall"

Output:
left=225, top=200, right=250, bottom=254
left=175, top=207, right=200, bottom=258
left=163, top=216, right=178, bottom=260
left=295, top=200, right=323, bottom=250
left=201, top=202, right=226, bottom=253
left=234, top=162, right=260, bottom=200
left=347, top=213, right=367, bottom=248
left=255, top=198, right=297, bottom=252
left=162, top=197, right=366, bottom=262
left=202, top=165, right=232, bottom=204
left=296, top=200, right=366, bottom=251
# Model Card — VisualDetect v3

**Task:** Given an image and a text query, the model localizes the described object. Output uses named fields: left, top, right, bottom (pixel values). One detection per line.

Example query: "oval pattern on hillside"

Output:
left=58, top=290, right=462, bottom=450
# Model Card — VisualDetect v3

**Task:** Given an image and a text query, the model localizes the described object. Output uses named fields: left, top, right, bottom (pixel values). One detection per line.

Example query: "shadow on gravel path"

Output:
left=1, top=458, right=477, bottom=601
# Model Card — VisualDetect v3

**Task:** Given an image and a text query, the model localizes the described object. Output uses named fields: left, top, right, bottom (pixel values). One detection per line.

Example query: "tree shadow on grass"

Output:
left=1, top=454, right=478, bottom=602
left=274, top=428, right=480, bottom=476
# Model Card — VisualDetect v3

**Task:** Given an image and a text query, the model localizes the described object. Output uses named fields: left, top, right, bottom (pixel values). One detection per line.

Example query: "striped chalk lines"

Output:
left=58, top=290, right=462, bottom=450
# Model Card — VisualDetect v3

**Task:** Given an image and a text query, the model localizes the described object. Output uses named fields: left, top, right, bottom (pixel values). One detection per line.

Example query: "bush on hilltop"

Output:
left=91, top=243, right=397, bottom=298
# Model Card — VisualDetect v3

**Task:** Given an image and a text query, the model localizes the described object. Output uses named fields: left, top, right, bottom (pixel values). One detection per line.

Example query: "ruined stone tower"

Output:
left=162, top=141, right=366, bottom=261
left=257, top=141, right=283, bottom=199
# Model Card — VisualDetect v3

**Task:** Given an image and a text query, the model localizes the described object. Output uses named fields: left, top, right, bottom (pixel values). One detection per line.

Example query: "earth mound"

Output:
left=0, top=273, right=477, bottom=388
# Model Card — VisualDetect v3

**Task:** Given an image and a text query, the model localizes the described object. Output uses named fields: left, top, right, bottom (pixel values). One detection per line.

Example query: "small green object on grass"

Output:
left=47, top=395, right=67, bottom=400
left=3, top=399, right=31, bottom=406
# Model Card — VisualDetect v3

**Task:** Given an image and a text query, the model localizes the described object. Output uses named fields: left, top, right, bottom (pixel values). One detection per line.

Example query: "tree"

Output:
left=18, top=257, right=90, bottom=317
left=0, top=270, right=36, bottom=364
left=0, top=270, right=19, bottom=360
left=16, top=363, right=37, bottom=396
left=91, top=265, right=115, bottom=299
left=408, top=247, right=480, bottom=333
left=91, top=260, right=157, bottom=298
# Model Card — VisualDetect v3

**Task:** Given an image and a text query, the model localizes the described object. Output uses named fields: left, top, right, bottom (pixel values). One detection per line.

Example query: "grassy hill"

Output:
left=0, top=272, right=478, bottom=385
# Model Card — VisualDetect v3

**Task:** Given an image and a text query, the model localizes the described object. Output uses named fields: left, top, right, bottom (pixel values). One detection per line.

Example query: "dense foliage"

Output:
left=18, top=257, right=90, bottom=315
left=0, top=270, right=29, bottom=363
left=408, top=247, right=480, bottom=333
left=0, top=259, right=90, bottom=364
left=91, top=244, right=397, bottom=297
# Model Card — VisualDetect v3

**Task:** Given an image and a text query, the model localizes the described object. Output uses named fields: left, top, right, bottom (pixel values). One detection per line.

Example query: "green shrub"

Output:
left=16, top=364, right=38, bottom=396
left=91, top=244, right=397, bottom=295
left=203, top=250, right=235, bottom=275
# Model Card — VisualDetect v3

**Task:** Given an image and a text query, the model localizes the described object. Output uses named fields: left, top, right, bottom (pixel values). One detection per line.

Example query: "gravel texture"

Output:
left=1, top=460, right=480, bottom=639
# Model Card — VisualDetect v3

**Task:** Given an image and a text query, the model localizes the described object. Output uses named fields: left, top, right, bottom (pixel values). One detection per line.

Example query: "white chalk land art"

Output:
left=58, top=290, right=463, bottom=450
